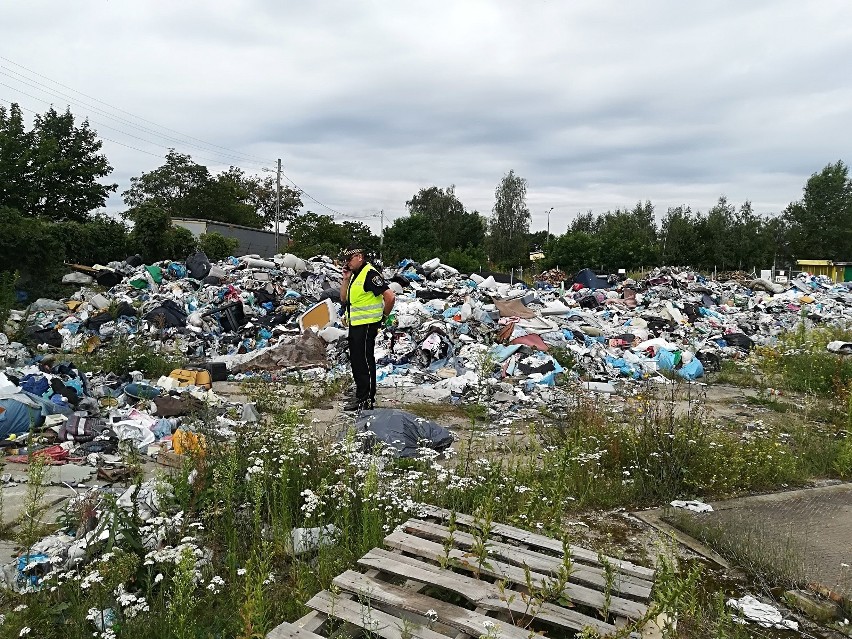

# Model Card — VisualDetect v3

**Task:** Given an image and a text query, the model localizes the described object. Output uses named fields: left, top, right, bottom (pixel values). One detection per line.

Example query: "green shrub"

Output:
left=75, top=335, right=182, bottom=378
left=168, top=225, right=198, bottom=261
left=58, top=214, right=130, bottom=265
left=198, top=231, right=238, bottom=261
left=0, top=270, right=18, bottom=331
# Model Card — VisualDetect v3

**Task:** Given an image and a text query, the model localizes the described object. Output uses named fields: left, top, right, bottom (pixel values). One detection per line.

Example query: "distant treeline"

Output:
left=2, top=101, right=851, bottom=299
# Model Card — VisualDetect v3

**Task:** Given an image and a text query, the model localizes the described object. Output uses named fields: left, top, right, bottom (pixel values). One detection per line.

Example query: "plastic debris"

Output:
left=727, top=595, right=799, bottom=630
left=670, top=499, right=714, bottom=513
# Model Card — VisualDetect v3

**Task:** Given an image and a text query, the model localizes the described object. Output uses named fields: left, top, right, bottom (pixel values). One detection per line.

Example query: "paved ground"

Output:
left=662, top=482, right=852, bottom=600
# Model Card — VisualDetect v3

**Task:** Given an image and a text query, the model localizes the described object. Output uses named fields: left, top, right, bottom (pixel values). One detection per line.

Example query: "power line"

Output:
left=0, top=71, right=271, bottom=170
left=0, top=55, right=273, bottom=166
left=0, top=95, right=166, bottom=159
left=0, top=60, right=367, bottom=221
left=0, top=84, right=271, bottom=173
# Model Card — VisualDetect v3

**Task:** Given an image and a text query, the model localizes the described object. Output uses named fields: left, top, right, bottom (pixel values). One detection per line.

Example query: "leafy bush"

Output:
left=0, top=206, right=67, bottom=299
left=443, top=247, right=486, bottom=274
left=198, top=231, right=238, bottom=261
left=128, top=202, right=172, bottom=262
left=168, top=225, right=198, bottom=261
left=58, top=214, right=130, bottom=265
left=75, top=335, right=182, bottom=378
left=0, top=270, right=18, bottom=331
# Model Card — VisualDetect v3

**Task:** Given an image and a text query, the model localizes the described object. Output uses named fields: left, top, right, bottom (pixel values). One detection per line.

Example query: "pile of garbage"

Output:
left=535, top=268, right=568, bottom=287
left=3, top=250, right=852, bottom=594
left=4, top=252, right=852, bottom=417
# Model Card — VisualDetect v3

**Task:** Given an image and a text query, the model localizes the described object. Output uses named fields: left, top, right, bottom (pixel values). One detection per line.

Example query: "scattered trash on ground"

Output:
left=727, top=594, right=800, bottom=631
left=2, top=249, right=852, bottom=613
left=670, top=499, right=714, bottom=513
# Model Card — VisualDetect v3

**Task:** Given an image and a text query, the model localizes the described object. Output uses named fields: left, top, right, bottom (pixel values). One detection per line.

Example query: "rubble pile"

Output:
left=1, top=249, right=852, bottom=595
left=534, top=268, right=568, bottom=287
left=2, top=255, right=852, bottom=423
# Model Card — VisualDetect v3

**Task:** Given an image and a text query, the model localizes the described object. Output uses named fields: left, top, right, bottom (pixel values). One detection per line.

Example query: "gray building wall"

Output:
left=172, top=218, right=285, bottom=258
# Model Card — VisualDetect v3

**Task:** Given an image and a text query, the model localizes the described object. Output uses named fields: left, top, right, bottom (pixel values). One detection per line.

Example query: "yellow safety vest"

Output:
left=347, top=264, right=384, bottom=326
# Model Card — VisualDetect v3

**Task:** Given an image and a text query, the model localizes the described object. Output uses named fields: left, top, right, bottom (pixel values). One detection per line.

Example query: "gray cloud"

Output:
left=2, top=0, right=852, bottom=235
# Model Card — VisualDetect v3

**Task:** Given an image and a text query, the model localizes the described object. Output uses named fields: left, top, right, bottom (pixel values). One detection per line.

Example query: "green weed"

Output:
left=75, top=334, right=182, bottom=378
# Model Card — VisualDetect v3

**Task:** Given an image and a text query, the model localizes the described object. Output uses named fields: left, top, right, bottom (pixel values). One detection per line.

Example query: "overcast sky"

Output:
left=3, top=0, right=852, bottom=233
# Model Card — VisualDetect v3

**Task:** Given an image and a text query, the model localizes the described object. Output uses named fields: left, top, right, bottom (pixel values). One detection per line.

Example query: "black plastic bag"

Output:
left=353, top=409, right=453, bottom=458
left=186, top=251, right=212, bottom=280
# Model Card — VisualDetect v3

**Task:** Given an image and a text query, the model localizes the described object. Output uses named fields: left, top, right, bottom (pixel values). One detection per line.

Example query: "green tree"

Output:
left=595, top=201, right=658, bottom=271
left=123, top=152, right=291, bottom=229
left=730, top=201, right=765, bottom=271
left=545, top=230, right=602, bottom=275
left=488, top=170, right=531, bottom=268
left=382, top=213, right=436, bottom=263
left=0, top=104, right=116, bottom=222
left=169, top=226, right=199, bottom=260
left=659, top=206, right=698, bottom=267
left=128, top=202, right=174, bottom=262
left=694, top=196, right=736, bottom=271
left=405, top=185, right=475, bottom=254
left=123, top=150, right=209, bottom=216
left=240, top=172, right=303, bottom=229
left=384, top=185, right=486, bottom=264
left=444, top=247, right=487, bottom=273
left=784, top=160, right=852, bottom=261
left=0, top=103, right=31, bottom=213
left=287, top=212, right=378, bottom=258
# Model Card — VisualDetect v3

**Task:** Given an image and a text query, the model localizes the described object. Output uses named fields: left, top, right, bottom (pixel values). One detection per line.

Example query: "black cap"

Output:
left=341, top=244, right=364, bottom=259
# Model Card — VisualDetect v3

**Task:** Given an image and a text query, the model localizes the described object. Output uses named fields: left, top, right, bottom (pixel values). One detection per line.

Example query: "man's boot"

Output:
left=343, top=396, right=367, bottom=412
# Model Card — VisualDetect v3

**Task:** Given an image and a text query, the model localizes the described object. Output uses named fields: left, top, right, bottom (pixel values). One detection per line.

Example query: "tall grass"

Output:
left=1, top=375, right=848, bottom=638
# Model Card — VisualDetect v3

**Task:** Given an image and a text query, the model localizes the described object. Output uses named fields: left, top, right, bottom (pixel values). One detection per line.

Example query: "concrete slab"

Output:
left=2, top=485, right=76, bottom=527
left=45, top=464, right=96, bottom=486
left=0, top=540, right=20, bottom=561
left=4, top=462, right=96, bottom=487
left=212, top=381, right=249, bottom=404
left=664, top=482, right=852, bottom=601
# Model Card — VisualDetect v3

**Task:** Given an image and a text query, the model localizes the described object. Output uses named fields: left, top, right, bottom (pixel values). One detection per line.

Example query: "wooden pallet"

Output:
left=268, top=508, right=656, bottom=639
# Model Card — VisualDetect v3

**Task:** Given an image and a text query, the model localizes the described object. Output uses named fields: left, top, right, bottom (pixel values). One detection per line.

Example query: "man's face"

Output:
left=346, top=252, right=364, bottom=270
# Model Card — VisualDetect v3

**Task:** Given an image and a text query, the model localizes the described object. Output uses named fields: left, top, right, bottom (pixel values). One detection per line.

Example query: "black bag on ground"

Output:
left=723, top=332, right=754, bottom=351
left=186, top=251, right=212, bottom=280
left=26, top=327, right=62, bottom=347
left=352, top=408, right=453, bottom=458
left=144, top=299, right=187, bottom=328
left=95, top=269, right=123, bottom=288
left=86, top=302, right=137, bottom=331
left=202, top=301, right=246, bottom=332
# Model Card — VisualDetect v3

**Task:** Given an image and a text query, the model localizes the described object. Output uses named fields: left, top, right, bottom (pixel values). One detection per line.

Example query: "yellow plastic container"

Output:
left=172, top=429, right=206, bottom=456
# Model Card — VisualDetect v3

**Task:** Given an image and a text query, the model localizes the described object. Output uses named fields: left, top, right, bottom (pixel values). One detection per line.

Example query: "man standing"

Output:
left=340, top=245, right=396, bottom=411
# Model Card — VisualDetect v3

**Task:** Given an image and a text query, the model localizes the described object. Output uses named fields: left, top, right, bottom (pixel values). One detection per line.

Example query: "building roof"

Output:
left=172, top=217, right=276, bottom=235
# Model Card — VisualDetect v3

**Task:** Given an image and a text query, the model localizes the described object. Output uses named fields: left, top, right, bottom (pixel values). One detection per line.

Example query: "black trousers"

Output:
left=348, top=321, right=379, bottom=402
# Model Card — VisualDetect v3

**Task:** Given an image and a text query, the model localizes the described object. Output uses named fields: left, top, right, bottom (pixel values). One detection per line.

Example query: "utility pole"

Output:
left=379, top=209, right=384, bottom=259
left=546, top=207, right=553, bottom=251
left=275, top=158, right=282, bottom=253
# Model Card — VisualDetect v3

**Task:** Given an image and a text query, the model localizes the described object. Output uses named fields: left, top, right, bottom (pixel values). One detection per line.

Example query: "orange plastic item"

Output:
left=172, top=429, right=206, bottom=456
